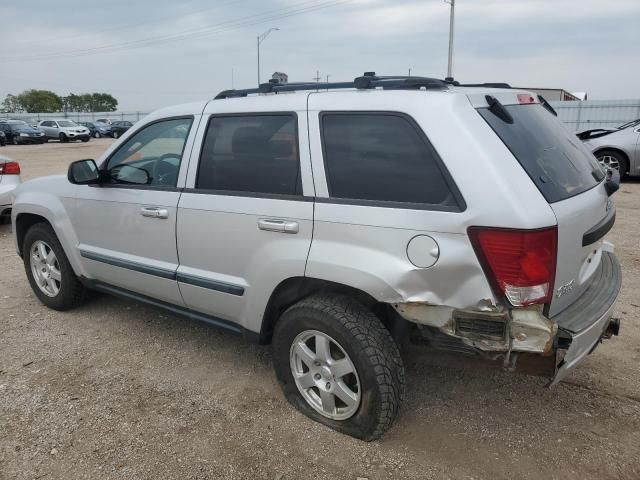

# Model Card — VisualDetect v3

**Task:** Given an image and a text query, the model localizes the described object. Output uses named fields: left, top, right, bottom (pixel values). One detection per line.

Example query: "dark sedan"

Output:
left=110, top=121, right=133, bottom=139
left=0, top=121, right=46, bottom=145
left=79, top=121, right=112, bottom=139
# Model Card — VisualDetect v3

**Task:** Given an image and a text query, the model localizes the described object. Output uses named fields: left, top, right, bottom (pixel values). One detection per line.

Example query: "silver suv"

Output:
left=38, top=119, right=90, bottom=143
left=11, top=74, right=622, bottom=441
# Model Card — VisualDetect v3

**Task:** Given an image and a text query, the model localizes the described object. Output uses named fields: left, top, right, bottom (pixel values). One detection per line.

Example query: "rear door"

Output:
left=177, top=103, right=315, bottom=333
left=477, top=97, right=611, bottom=320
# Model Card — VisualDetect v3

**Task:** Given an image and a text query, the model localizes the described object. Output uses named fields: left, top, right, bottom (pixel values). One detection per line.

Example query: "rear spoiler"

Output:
left=576, top=129, right=615, bottom=140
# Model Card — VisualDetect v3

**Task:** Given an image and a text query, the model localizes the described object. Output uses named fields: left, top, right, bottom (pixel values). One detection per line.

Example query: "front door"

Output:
left=70, top=116, right=196, bottom=305
left=176, top=107, right=315, bottom=332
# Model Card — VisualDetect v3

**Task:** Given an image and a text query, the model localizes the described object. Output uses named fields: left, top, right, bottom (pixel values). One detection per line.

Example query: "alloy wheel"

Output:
left=289, top=330, right=361, bottom=420
left=30, top=240, right=61, bottom=297
left=598, top=154, right=620, bottom=173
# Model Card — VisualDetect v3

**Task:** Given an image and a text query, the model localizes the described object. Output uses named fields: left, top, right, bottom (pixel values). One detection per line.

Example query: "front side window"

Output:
left=104, top=117, right=192, bottom=187
left=58, top=120, right=75, bottom=127
left=321, top=113, right=460, bottom=208
left=196, top=114, right=300, bottom=196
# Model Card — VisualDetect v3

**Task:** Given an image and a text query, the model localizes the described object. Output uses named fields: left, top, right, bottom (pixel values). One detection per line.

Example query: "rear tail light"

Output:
left=0, top=161, right=20, bottom=175
left=468, top=227, right=557, bottom=307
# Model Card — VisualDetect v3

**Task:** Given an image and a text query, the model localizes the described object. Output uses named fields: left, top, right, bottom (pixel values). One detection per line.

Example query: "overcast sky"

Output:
left=1, top=0, right=638, bottom=111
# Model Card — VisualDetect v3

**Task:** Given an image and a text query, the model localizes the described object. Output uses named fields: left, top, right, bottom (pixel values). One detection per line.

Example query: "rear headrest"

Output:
left=270, top=140, right=293, bottom=158
left=232, top=127, right=270, bottom=155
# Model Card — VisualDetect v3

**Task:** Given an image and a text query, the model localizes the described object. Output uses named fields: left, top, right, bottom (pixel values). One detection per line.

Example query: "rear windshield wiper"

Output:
left=538, top=95, right=558, bottom=116
left=485, top=95, right=513, bottom=124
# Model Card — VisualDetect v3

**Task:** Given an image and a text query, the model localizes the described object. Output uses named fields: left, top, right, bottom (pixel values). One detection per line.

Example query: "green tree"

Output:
left=16, top=89, right=63, bottom=113
left=1, top=94, right=23, bottom=113
left=62, top=92, right=118, bottom=112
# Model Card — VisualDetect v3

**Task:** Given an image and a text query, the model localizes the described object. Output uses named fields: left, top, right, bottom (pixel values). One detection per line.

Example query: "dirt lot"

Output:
left=1, top=140, right=639, bottom=480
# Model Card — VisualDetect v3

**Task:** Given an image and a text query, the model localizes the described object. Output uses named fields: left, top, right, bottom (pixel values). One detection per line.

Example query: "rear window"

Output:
left=478, top=104, right=602, bottom=203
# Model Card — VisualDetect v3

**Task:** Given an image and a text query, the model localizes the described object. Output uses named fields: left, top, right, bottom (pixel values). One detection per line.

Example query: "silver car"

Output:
left=38, top=119, right=91, bottom=143
left=11, top=75, right=622, bottom=441
left=0, top=155, right=21, bottom=221
left=578, top=118, right=640, bottom=177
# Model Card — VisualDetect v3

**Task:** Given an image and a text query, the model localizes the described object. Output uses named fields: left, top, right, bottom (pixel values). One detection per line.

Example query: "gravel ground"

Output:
left=1, top=140, right=639, bottom=480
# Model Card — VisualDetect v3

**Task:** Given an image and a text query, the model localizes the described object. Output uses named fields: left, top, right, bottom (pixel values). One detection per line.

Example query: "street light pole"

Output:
left=445, top=0, right=455, bottom=80
left=257, top=27, right=279, bottom=86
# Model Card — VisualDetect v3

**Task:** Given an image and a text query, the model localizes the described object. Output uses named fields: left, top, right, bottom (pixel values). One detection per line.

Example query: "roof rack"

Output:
left=213, top=72, right=512, bottom=100
left=214, top=72, right=449, bottom=100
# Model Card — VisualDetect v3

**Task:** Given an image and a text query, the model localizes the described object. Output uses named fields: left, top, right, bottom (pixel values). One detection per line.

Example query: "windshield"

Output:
left=58, top=120, right=76, bottom=127
left=478, top=104, right=603, bottom=203
left=8, top=121, right=29, bottom=130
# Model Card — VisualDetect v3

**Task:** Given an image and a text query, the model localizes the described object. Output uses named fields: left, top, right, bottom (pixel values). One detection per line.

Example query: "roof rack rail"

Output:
left=214, top=72, right=449, bottom=99
left=213, top=73, right=514, bottom=100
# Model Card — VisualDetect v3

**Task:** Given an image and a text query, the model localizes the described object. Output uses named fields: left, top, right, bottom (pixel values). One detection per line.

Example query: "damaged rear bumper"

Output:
left=393, top=252, right=622, bottom=385
left=548, top=251, right=622, bottom=386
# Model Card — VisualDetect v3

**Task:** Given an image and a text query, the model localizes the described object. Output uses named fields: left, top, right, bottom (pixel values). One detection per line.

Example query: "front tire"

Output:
left=94, top=131, right=101, bottom=138
left=112, top=131, right=119, bottom=139
left=59, top=133, right=68, bottom=143
left=272, top=294, right=405, bottom=441
left=23, top=223, right=86, bottom=311
left=12, top=136, right=18, bottom=145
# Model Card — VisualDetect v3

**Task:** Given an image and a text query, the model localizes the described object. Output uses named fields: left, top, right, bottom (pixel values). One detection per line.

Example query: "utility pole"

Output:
left=257, top=28, right=279, bottom=86
left=313, top=71, right=321, bottom=83
left=445, top=0, right=455, bottom=80
left=408, top=68, right=412, bottom=77
left=231, top=68, right=234, bottom=89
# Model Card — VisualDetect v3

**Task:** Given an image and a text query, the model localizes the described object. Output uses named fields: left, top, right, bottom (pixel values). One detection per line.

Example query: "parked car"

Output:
left=11, top=74, right=621, bottom=441
left=95, top=118, right=113, bottom=125
left=0, top=120, right=46, bottom=145
left=577, top=118, right=640, bottom=177
left=110, top=120, right=133, bottom=139
left=0, top=130, right=5, bottom=147
left=0, top=156, right=21, bottom=221
left=79, top=121, right=112, bottom=139
left=38, top=119, right=90, bottom=143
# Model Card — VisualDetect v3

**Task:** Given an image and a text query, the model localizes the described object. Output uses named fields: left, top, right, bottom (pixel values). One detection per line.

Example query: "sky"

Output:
left=1, top=0, right=639, bottom=111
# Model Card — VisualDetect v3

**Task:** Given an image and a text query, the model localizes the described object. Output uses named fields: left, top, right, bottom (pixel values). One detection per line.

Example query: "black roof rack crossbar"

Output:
left=214, top=72, right=514, bottom=100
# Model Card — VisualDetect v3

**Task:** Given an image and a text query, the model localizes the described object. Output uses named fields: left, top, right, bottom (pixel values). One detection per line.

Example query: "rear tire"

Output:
left=22, top=223, right=86, bottom=311
left=272, top=294, right=405, bottom=441
left=12, top=137, right=18, bottom=145
left=81, top=137, right=90, bottom=143
left=596, top=149, right=628, bottom=178
left=112, top=131, right=119, bottom=139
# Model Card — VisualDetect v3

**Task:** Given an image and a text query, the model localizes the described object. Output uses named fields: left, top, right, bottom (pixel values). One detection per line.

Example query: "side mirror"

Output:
left=68, top=159, right=100, bottom=185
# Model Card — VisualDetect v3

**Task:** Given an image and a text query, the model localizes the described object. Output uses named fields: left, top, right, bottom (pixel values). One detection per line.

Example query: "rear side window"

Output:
left=196, top=114, right=301, bottom=196
left=321, top=113, right=461, bottom=209
left=478, top=104, right=602, bottom=203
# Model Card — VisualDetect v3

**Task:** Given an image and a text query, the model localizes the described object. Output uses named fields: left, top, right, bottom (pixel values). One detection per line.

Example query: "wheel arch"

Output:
left=259, top=276, right=410, bottom=346
left=15, top=213, right=53, bottom=257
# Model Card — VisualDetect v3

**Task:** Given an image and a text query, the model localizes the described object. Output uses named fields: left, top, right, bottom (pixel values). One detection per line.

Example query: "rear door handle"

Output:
left=258, top=218, right=299, bottom=234
left=140, top=207, right=169, bottom=219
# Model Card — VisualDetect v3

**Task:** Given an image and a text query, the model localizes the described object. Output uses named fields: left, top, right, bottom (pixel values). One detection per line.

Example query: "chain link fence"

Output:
left=2, top=99, right=640, bottom=132
left=549, top=99, right=640, bottom=131
left=0, top=111, right=149, bottom=124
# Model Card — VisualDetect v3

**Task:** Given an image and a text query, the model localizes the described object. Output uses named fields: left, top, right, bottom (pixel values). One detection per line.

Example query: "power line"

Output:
left=0, top=0, right=353, bottom=63
left=33, top=0, right=246, bottom=45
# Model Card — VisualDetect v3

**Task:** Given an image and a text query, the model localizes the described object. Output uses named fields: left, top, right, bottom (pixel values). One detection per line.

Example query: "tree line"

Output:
left=1, top=90, right=118, bottom=113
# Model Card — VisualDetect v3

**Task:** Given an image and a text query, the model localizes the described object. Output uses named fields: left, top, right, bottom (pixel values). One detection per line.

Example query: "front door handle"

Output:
left=140, top=207, right=169, bottom=219
left=258, top=218, right=299, bottom=234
